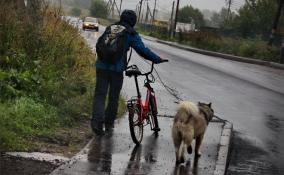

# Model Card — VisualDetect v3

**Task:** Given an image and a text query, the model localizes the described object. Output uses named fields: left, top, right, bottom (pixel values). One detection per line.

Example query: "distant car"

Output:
left=82, top=17, right=99, bottom=31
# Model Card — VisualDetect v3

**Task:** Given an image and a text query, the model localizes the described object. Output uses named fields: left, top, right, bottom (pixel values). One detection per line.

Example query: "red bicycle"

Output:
left=126, top=63, right=160, bottom=145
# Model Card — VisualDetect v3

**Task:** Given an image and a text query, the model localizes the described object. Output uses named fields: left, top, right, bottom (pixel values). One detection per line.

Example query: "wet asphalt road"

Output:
left=51, top=117, right=223, bottom=175
left=72, top=17, right=284, bottom=174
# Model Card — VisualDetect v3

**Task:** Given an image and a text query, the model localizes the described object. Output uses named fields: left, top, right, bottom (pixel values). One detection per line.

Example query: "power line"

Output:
left=138, top=0, right=143, bottom=22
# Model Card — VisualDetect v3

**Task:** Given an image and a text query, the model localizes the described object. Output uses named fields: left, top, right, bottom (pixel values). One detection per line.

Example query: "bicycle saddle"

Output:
left=125, top=66, right=142, bottom=77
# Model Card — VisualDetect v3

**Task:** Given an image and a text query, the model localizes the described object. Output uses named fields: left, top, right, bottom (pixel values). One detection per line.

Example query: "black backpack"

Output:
left=96, top=24, right=127, bottom=64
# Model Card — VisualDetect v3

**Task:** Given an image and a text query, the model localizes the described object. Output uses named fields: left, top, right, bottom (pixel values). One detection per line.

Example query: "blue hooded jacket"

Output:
left=96, top=11, right=162, bottom=72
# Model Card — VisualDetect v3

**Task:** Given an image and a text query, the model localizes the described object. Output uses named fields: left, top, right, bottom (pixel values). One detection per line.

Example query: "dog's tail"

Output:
left=176, top=101, right=199, bottom=122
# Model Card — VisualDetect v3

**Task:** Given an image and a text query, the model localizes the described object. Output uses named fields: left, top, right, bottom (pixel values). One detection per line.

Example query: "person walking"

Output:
left=91, top=10, right=168, bottom=135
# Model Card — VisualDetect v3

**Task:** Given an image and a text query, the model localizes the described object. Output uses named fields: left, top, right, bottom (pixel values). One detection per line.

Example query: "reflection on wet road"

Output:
left=84, top=117, right=221, bottom=175
left=51, top=116, right=222, bottom=175
left=124, top=134, right=158, bottom=175
left=88, top=134, right=114, bottom=173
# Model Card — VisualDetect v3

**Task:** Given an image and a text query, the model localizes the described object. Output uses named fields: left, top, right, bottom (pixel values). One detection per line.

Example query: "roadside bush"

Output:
left=70, top=7, right=82, bottom=17
left=0, top=1, right=97, bottom=150
left=219, top=38, right=240, bottom=55
left=179, top=31, right=280, bottom=62
left=238, top=40, right=257, bottom=57
left=90, top=0, right=108, bottom=18
left=134, top=20, right=281, bottom=63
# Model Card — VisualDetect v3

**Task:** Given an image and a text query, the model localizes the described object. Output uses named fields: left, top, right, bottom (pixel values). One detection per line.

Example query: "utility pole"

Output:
left=145, top=2, right=153, bottom=24
left=119, top=0, right=123, bottom=15
left=138, top=0, right=143, bottom=23
left=135, top=4, right=139, bottom=14
left=170, top=1, right=175, bottom=38
left=152, top=0, right=157, bottom=24
left=173, top=0, right=180, bottom=37
left=268, top=0, right=283, bottom=45
left=227, top=0, right=232, bottom=20
left=111, top=0, right=114, bottom=18
left=280, top=34, right=284, bottom=64
left=106, top=0, right=121, bottom=19
left=277, top=0, right=284, bottom=63
left=145, top=3, right=149, bottom=23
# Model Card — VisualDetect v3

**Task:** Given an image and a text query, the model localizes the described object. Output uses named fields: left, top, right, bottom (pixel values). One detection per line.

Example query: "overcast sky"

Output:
left=120, top=0, right=245, bottom=13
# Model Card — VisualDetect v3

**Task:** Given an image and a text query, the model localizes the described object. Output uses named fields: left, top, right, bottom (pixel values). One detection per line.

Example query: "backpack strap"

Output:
left=127, top=48, right=133, bottom=66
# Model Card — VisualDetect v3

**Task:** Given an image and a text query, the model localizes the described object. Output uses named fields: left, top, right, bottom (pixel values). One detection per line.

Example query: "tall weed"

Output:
left=0, top=1, right=97, bottom=150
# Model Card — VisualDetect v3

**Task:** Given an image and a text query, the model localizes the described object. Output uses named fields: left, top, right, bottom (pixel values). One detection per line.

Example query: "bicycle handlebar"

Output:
left=141, top=62, right=154, bottom=76
left=126, top=62, right=154, bottom=77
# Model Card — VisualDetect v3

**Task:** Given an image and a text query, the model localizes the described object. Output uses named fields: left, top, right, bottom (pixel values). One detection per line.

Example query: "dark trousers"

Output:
left=91, top=69, right=123, bottom=128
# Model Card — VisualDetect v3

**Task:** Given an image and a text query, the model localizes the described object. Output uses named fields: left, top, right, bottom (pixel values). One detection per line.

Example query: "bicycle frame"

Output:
left=136, top=80, right=157, bottom=125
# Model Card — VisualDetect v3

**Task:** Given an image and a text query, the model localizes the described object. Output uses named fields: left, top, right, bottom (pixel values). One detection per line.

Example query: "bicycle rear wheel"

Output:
left=129, top=106, right=143, bottom=145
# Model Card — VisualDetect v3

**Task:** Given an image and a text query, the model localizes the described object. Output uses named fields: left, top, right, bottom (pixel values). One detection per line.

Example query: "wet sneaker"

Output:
left=153, top=127, right=160, bottom=132
left=105, top=122, right=114, bottom=132
left=91, top=121, right=104, bottom=136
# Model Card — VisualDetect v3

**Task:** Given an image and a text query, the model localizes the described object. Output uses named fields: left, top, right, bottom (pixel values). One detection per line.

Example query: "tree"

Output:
left=89, top=0, right=108, bottom=18
left=14, top=0, right=25, bottom=9
left=230, top=0, right=279, bottom=37
left=70, top=7, right=82, bottom=17
left=61, top=0, right=91, bottom=9
left=178, top=5, right=205, bottom=28
left=210, top=8, right=228, bottom=28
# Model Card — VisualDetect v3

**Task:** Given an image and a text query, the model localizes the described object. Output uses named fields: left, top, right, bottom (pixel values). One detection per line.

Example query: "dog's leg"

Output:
left=173, top=128, right=184, bottom=164
left=175, top=144, right=180, bottom=164
left=187, top=145, right=192, bottom=154
left=177, top=140, right=185, bottom=164
left=195, top=134, right=204, bottom=158
left=184, top=128, right=194, bottom=155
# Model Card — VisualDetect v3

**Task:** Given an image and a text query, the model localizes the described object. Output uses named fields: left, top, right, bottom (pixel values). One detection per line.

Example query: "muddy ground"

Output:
left=0, top=153, right=59, bottom=175
left=0, top=119, right=93, bottom=174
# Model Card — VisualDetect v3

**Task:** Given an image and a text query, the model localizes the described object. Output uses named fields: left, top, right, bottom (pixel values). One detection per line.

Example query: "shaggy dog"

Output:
left=172, top=101, right=214, bottom=164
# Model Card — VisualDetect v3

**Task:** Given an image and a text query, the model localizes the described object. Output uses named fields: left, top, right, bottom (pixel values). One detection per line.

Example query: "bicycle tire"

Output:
left=129, top=106, right=143, bottom=145
left=149, top=97, right=160, bottom=133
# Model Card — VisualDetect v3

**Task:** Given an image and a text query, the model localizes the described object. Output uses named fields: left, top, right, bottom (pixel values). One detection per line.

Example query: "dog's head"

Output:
left=198, top=102, right=214, bottom=122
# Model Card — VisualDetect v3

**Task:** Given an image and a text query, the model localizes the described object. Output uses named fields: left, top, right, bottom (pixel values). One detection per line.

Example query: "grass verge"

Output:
left=0, top=2, right=126, bottom=155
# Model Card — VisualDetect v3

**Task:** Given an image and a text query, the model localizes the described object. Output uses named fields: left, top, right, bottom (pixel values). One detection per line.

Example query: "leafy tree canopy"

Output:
left=210, top=8, right=229, bottom=28
left=70, top=7, right=81, bottom=17
left=226, top=0, right=279, bottom=37
left=178, top=5, right=205, bottom=28
left=89, top=0, right=108, bottom=18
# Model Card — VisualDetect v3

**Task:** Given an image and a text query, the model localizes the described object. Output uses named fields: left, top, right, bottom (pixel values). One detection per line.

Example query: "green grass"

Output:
left=0, top=3, right=126, bottom=151
left=0, top=98, right=59, bottom=151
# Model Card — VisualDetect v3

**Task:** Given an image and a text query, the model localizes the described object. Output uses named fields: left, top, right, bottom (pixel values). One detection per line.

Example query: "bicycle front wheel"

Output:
left=149, top=97, right=160, bottom=133
left=129, top=107, right=143, bottom=145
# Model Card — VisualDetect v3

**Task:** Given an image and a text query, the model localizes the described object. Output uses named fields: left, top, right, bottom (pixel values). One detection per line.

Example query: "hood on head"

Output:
left=120, top=10, right=137, bottom=27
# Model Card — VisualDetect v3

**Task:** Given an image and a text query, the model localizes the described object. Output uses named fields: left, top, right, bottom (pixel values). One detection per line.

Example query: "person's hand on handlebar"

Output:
left=160, top=58, right=169, bottom=63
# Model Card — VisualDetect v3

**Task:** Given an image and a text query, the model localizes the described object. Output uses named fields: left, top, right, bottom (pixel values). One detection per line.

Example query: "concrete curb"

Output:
left=141, top=35, right=284, bottom=70
left=213, top=122, right=233, bottom=175
left=49, top=138, right=94, bottom=175
left=4, top=152, right=69, bottom=166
